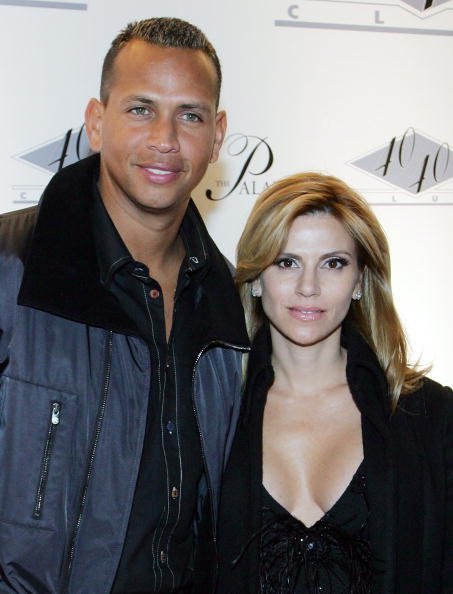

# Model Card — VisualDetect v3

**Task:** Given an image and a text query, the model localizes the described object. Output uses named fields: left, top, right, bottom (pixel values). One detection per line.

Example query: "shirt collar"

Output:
left=91, top=182, right=132, bottom=287
left=91, top=179, right=209, bottom=287
left=179, top=203, right=209, bottom=274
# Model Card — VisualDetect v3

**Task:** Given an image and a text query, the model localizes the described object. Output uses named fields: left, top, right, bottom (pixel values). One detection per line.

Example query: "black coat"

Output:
left=215, top=324, right=453, bottom=593
left=0, top=155, right=250, bottom=593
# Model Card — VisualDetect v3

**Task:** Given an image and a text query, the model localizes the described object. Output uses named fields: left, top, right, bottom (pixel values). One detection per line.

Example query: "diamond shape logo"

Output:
left=350, top=129, right=453, bottom=194
left=400, top=0, right=450, bottom=10
left=15, top=126, right=93, bottom=175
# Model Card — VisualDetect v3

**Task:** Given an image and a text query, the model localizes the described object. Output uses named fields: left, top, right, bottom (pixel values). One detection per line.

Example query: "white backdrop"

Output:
left=1, top=0, right=452, bottom=386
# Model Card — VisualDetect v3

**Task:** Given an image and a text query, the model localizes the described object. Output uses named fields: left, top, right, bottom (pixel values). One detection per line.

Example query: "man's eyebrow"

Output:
left=122, top=95, right=155, bottom=105
left=179, top=102, right=212, bottom=113
left=121, top=96, right=212, bottom=113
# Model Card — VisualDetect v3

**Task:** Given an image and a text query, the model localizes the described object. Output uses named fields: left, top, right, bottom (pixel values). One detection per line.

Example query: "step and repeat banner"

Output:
left=1, top=0, right=452, bottom=385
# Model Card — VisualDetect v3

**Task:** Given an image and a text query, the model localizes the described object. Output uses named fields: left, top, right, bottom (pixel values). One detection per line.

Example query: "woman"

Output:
left=215, top=173, right=453, bottom=593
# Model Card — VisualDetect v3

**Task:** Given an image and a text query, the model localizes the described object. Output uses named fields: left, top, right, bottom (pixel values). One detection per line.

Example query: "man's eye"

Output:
left=325, top=257, right=348, bottom=270
left=275, top=257, right=297, bottom=269
left=130, top=106, right=149, bottom=116
left=182, top=112, right=202, bottom=122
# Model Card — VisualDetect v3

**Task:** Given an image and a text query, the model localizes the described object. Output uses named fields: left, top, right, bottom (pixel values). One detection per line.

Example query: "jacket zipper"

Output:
left=33, top=401, right=61, bottom=520
left=63, top=331, right=113, bottom=592
left=191, top=341, right=249, bottom=579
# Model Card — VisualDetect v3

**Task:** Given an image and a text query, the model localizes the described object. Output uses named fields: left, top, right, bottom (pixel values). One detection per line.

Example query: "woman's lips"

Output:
left=288, top=307, right=324, bottom=321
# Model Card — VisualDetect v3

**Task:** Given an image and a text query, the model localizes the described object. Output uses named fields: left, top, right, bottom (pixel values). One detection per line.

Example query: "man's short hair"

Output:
left=100, top=17, right=222, bottom=106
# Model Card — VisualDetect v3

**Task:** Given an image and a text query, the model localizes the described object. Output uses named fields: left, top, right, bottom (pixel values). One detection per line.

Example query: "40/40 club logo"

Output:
left=350, top=128, right=453, bottom=198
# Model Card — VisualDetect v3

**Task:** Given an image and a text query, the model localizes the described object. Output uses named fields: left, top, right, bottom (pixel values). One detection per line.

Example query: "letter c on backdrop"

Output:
left=288, top=4, right=299, bottom=19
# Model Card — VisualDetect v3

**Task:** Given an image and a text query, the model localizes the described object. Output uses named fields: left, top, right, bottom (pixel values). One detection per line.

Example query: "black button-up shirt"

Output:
left=90, top=187, right=205, bottom=593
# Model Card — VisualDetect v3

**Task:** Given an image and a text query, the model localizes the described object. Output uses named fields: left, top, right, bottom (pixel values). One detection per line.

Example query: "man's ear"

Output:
left=84, top=98, right=105, bottom=153
left=209, top=110, right=227, bottom=164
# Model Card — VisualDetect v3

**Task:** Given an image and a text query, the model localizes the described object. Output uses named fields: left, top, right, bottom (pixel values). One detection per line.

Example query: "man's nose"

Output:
left=146, top=116, right=179, bottom=153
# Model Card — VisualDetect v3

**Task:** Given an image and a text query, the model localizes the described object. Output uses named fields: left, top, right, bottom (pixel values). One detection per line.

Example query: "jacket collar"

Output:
left=245, top=322, right=397, bottom=589
left=18, top=154, right=249, bottom=348
left=341, top=324, right=392, bottom=426
left=341, top=325, right=396, bottom=591
left=245, top=322, right=392, bottom=424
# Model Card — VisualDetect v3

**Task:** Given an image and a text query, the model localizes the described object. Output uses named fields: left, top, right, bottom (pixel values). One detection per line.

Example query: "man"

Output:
left=0, top=18, right=248, bottom=594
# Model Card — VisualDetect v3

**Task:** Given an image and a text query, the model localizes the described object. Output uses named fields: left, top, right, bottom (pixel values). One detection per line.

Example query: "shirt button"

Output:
left=150, top=288, right=160, bottom=299
left=171, top=487, right=179, bottom=500
left=160, top=550, right=167, bottom=563
left=166, top=420, right=175, bottom=434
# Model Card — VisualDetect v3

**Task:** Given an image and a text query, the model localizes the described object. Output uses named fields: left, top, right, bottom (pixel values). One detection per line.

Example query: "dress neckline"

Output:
left=262, top=459, right=365, bottom=529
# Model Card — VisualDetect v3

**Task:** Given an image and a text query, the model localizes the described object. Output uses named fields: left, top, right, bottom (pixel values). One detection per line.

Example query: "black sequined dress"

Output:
left=260, top=462, right=372, bottom=594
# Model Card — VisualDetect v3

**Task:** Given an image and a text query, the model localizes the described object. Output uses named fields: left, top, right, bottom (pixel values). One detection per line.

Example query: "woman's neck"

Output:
left=269, top=327, right=348, bottom=399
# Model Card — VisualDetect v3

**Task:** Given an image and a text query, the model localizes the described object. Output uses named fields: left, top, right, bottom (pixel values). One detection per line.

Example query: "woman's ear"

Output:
left=251, top=279, right=262, bottom=298
left=352, top=267, right=365, bottom=301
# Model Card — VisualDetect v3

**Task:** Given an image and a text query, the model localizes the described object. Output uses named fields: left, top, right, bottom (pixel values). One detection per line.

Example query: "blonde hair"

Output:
left=236, top=172, right=425, bottom=409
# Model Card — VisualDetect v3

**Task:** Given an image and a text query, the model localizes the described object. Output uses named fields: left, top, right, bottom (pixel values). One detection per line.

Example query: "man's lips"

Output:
left=139, top=163, right=183, bottom=184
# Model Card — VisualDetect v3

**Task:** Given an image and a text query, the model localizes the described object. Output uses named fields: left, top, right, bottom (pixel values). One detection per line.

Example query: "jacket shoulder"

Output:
left=396, top=377, right=453, bottom=444
left=422, top=376, right=453, bottom=422
left=416, top=376, right=452, bottom=411
left=0, top=206, right=38, bottom=261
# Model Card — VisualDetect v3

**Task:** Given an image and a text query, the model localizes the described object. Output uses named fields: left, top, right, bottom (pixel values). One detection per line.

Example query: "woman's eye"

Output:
left=275, top=257, right=297, bottom=269
left=325, top=257, right=348, bottom=269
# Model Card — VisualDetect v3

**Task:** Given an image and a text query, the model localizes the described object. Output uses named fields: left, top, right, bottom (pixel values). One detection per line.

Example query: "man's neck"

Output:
left=101, top=194, right=188, bottom=341
left=100, top=195, right=188, bottom=272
